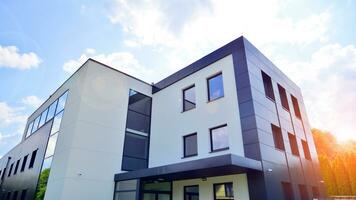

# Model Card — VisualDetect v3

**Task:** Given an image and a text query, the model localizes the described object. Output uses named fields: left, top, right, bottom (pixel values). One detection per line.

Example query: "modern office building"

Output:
left=0, top=36, right=325, bottom=200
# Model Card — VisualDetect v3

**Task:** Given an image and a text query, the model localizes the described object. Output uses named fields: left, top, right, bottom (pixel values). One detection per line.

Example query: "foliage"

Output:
left=35, top=168, right=50, bottom=200
left=312, top=129, right=356, bottom=196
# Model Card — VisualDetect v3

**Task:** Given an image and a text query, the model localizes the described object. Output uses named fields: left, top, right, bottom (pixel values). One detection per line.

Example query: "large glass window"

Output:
left=122, top=90, right=152, bottom=171
left=278, top=84, right=289, bottom=111
left=46, top=100, right=58, bottom=123
left=38, top=108, right=48, bottom=128
left=26, top=121, right=34, bottom=138
left=288, top=133, right=299, bottom=156
left=56, top=91, right=68, bottom=115
left=207, top=73, right=224, bottom=101
left=271, top=124, right=285, bottom=151
left=183, top=133, right=197, bottom=157
left=183, top=85, right=196, bottom=111
left=261, top=71, right=275, bottom=101
left=51, top=111, right=63, bottom=135
left=214, top=182, right=234, bottom=200
left=184, top=185, right=199, bottom=200
left=210, top=125, right=229, bottom=152
left=45, top=134, right=58, bottom=158
left=281, top=182, right=295, bottom=200
left=32, top=115, right=41, bottom=133
left=291, top=95, right=302, bottom=119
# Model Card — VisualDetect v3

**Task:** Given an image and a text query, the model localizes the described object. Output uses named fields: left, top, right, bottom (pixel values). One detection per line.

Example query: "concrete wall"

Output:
left=150, top=54, right=244, bottom=167
left=43, top=60, right=152, bottom=200
left=173, top=174, right=250, bottom=200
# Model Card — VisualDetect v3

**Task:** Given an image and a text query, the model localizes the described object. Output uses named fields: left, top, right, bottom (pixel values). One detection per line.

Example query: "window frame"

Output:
left=291, top=95, right=302, bottom=119
left=182, top=85, right=196, bottom=112
left=288, top=133, right=299, bottom=157
left=207, top=72, right=224, bottom=102
left=261, top=71, right=275, bottom=101
left=184, top=185, right=199, bottom=200
left=278, top=84, right=290, bottom=111
left=213, top=182, right=234, bottom=200
left=183, top=133, right=198, bottom=158
left=271, top=124, right=285, bottom=151
left=210, top=124, right=229, bottom=152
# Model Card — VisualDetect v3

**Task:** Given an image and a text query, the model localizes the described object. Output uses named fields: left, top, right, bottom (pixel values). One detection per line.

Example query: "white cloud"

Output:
left=0, top=45, right=41, bottom=70
left=0, top=102, right=27, bottom=127
left=274, top=43, right=356, bottom=140
left=21, top=95, right=43, bottom=108
left=63, top=49, right=154, bottom=82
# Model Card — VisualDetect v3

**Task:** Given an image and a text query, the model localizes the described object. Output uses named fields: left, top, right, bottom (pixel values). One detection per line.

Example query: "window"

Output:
left=123, top=132, right=149, bottom=160
left=51, top=111, right=63, bottom=135
left=38, top=108, right=48, bottom=128
left=210, top=125, right=229, bottom=152
left=278, top=84, right=289, bottom=111
left=183, top=85, right=196, bottom=111
left=8, top=163, right=14, bottom=177
left=301, top=140, right=311, bottom=160
left=298, top=184, right=309, bottom=200
left=207, top=73, right=224, bottom=101
left=271, top=124, right=285, bottom=151
left=21, top=155, right=28, bottom=172
left=20, top=189, right=27, bottom=200
left=262, top=71, right=275, bottom=101
left=214, top=182, right=233, bottom=200
left=291, top=95, right=302, bottom=119
left=184, top=185, right=199, bottom=200
left=288, top=133, right=299, bottom=156
left=56, top=91, right=68, bottom=115
left=312, top=186, right=319, bottom=199
left=1, top=168, right=5, bottom=180
left=45, top=134, right=58, bottom=158
left=26, top=121, right=34, bottom=138
left=32, top=115, right=41, bottom=133
left=46, top=100, right=58, bottom=122
left=6, top=192, right=11, bottom=200
left=183, top=133, right=198, bottom=157
left=281, top=182, right=295, bottom=200
left=12, top=191, right=18, bottom=200
left=29, top=149, right=38, bottom=169
left=14, top=159, right=20, bottom=175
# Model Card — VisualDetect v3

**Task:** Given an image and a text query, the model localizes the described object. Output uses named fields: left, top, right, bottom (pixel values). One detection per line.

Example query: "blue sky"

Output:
left=1, top=0, right=356, bottom=157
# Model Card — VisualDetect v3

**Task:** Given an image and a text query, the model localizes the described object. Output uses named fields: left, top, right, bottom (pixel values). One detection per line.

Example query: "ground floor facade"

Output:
left=114, top=174, right=249, bottom=200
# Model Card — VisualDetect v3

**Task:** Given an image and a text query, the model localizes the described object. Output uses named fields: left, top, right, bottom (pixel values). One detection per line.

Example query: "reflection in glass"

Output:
left=184, top=134, right=197, bottom=157
left=26, top=121, right=34, bottom=138
left=56, top=91, right=68, bottom=115
left=210, top=125, right=229, bottom=151
left=46, top=100, right=58, bottom=122
left=38, top=108, right=48, bottom=128
left=45, top=134, right=58, bottom=158
left=214, top=183, right=234, bottom=200
left=32, top=116, right=41, bottom=133
left=51, top=111, right=63, bottom=135
left=208, top=73, right=224, bottom=101
left=183, top=86, right=196, bottom=111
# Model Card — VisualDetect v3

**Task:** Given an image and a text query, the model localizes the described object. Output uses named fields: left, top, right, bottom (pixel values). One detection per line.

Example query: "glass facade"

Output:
left=122, top=89, right=152, bottom=171
left=34, top=90, right=68, bottom=200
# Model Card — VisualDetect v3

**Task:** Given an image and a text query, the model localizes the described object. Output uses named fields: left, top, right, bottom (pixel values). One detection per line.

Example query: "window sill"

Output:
left=182, top=154, right=198, bottom=159
left=210, top=147, right=229, bottom=153
left=181, top=107, right=196, bottom=113
left=207, top=95, right=224, bottom=103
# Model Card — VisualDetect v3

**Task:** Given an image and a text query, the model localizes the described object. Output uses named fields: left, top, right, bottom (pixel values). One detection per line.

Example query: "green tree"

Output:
left=319, top=155, right=338, bottom=195
left=35, top=169, right=50, bottom=200
left=333, top=155, right=352, bottom=195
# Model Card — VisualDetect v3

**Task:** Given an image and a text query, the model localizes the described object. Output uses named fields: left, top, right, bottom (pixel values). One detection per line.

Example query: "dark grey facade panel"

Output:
left=0, top=120, right=53, bottom=200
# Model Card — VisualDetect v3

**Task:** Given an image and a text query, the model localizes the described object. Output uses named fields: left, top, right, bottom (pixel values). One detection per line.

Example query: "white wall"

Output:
left=44, top=60, right=152, bottom=200
left=150, top=54, right=244, bottom=167
left=173, top=174, right=250, bottom=200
